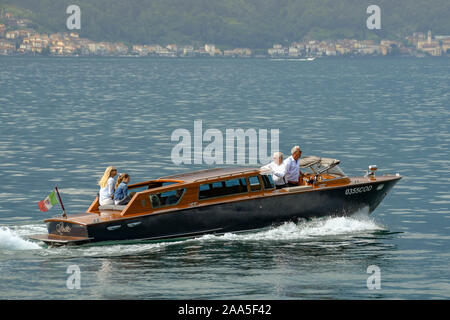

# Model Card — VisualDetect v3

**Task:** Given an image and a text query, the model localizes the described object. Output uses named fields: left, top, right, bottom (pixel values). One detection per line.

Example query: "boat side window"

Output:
left=248, top=176, right=261, bottom=192
left=212, top=181, right=224, bottom=189
left=199, top=178, right=248, bottom=200
left=150, top=188, right=186, bottom=209
left=261, top=175, right=275, bottom=190
left=163, top=181, right=179, bottom=187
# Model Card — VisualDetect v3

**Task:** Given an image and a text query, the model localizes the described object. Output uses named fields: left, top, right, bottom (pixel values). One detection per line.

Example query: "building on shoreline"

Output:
left=223, top=48, right=252, bottom=58
left=416, top=31, right=442, bottom=56
left=0, top=39, right=15, bottom=54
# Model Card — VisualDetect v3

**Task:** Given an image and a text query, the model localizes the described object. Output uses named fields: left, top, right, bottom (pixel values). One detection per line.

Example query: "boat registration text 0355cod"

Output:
left=345, top=185, right=373, bottom=195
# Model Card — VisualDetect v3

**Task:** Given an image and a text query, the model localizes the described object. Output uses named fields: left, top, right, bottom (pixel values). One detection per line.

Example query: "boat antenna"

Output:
left=55, top=186, right=67, bottom=218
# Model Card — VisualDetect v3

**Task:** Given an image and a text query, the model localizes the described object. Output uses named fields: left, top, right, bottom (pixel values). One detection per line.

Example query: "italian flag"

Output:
left=38, top=190, right=59, bottom=212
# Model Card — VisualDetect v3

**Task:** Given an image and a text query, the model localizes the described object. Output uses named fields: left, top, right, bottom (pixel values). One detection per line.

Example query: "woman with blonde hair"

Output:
left=98, top=166, right=117, bottom=205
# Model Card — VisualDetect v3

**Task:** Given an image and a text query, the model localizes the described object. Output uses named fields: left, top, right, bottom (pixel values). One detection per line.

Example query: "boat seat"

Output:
left=283, top=185, right=313, bottom=192
left=98, top=204, right=127, bottom=211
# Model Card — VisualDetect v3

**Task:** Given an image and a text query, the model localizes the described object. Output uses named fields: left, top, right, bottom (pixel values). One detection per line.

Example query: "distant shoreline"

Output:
left=0, top=54, right=447, bottom=59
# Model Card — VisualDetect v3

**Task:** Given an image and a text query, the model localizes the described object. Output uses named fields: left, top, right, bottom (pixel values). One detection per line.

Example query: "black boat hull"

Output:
left=42, top=178, right=399, bottom=245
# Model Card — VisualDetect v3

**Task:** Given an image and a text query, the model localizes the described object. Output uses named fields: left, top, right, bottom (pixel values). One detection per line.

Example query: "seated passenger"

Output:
left=114, top=173, right=135, bottom=205
left=98, top=166, right=117, bottom=206
left=260, top=152, right=287, bottom=189
left=150, top=194, right=161, bottom=208
left=166, top=189, right=184, bottom=205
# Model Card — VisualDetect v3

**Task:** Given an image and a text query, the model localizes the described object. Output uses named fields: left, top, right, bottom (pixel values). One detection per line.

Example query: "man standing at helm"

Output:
left=284, top=145, right=304, bottom=187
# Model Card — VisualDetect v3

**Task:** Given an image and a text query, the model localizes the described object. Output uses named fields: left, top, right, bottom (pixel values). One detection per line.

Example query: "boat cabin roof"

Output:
left=158, top=167, right=260, bottom=183
left=122, top=167, right=262, bottom=193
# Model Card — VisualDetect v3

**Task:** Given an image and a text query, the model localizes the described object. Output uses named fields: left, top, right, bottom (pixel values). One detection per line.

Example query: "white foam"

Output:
left=198, top=211, right=384, bottom=242
left=39, top=239, right=185, bottom=258
left=0, top=226, right=41, bottom=251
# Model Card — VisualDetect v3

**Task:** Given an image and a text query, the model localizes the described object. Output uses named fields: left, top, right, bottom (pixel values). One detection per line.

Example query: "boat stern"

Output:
left=29, top=218, right=93, bottom=246
left=29, top=234, right=93, bottom=246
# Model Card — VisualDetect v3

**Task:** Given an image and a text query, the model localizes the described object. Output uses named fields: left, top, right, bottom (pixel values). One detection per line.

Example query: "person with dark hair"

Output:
left=114, top=173, right=135, bottom=205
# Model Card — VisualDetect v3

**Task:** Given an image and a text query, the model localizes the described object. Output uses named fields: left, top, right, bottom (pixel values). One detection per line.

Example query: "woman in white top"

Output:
left=98, top=166, right=117, bottom=205
left=260, top=152, right=287, bottom=189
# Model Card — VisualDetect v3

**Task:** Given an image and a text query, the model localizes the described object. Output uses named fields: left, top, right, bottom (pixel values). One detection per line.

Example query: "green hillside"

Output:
left=2, top=0, right=450, bottom=48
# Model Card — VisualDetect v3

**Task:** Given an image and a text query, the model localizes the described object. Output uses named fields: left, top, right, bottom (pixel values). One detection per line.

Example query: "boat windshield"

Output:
left=300, top=156, right=346, bottom=177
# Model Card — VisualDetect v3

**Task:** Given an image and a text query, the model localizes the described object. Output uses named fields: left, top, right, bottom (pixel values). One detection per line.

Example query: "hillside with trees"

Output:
left=1, top=0, right=450, bottom=48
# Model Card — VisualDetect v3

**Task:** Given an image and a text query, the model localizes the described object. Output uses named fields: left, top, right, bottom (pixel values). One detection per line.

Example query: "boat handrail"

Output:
left=98, top=204, right=127, bottom=211
left=283, top=185, right=313, bottom=192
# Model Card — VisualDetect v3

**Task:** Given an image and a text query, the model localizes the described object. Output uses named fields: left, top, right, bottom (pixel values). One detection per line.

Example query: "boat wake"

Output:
left=0, top=226, right=42, bottom=251
left=199, top=209, right=385, bottom=242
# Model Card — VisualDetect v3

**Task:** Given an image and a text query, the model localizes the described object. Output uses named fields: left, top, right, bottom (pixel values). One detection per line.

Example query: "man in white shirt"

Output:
left=283, top=145, right=303, bottom=187
left=260, top=152, right=287, bottom=189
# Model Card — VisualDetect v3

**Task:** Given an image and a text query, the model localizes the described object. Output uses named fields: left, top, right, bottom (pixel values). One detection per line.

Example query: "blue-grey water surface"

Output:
left=0, top=56, right=449, bottom=299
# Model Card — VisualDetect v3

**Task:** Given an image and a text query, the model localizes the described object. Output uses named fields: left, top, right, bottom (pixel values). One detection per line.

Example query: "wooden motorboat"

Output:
left=29, top=156, right=401, bottom=246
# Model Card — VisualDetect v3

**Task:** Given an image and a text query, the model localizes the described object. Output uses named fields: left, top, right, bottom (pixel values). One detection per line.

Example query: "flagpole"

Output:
left=55, top=186, right=67, bottom=218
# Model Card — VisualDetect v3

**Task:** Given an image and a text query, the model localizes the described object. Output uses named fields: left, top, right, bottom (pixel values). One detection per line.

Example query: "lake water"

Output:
left=0, top=56, right=449, bottom=299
